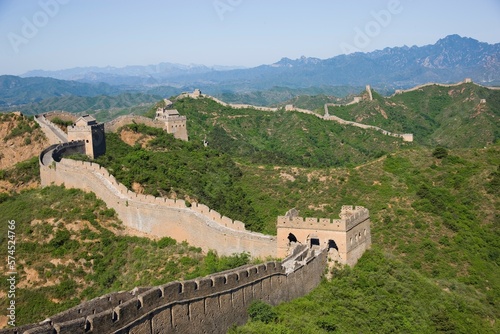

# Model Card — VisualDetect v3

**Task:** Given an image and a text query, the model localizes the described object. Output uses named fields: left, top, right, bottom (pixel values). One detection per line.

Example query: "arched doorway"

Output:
left=327, top=239, right=340, bottom=263
left=328, top=239, right=338, bottom=251
left=287, top=233, right=298, bottom=244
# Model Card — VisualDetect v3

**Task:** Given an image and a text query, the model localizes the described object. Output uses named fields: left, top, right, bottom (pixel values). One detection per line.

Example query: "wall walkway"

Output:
left=34, top=114, right=68, bottom=144
left=323, top=105, right=413, bottom=142
left=39, top=148, right=276, bottom=258
left=0, top=246, right=327, bottom=334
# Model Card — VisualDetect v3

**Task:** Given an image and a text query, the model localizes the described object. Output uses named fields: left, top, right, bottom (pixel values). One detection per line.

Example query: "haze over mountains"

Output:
left=1, top=35, right=499, bottom=111
left=20, top=35, right=500, bottom=90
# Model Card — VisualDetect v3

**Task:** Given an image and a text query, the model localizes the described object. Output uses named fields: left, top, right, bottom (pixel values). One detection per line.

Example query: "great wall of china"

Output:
left=3, top=78, right=497, bottom=333
left=37, top=79, right=497, bottom=148
left=4, top=245, right=327, bottom=334
left=198, top=86, right=414, bottom=142
left=0, top=113, right=371, bottom=333
left=197, top=79, right=497, bottom=143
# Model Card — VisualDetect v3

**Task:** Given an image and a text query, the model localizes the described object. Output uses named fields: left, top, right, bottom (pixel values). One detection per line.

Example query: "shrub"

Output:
left=432, top=147, right=448, bottom=159
left=247, top=300, right=277, bottom=324
left=157, top=237, right=177, bottom=248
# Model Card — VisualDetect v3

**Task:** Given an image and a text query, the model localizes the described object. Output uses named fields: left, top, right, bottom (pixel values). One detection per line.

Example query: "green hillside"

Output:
left=0, top=79, right=499, bottom=332
left=6, top=93, right=160, bottom=121
left=0, top=167, right=250, bottom=326
left=327, top=83, right=500, bottom=147
left=213, top=86, right=361, bottom=107
left=170, top=97, right=411, bottom=168
left=234, top=145, right=500, bottom=333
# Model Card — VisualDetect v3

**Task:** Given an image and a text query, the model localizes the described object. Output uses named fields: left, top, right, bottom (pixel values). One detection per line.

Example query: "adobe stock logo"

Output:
left=7, top=0, right=70, bottom=54
left=339, top=0, right=403, bottom=54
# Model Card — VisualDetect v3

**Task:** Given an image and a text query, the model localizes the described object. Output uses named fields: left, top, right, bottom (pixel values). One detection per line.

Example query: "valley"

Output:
left=0, top=78, right=498, bottom=331
left=0, top=33, right=499, bottom=333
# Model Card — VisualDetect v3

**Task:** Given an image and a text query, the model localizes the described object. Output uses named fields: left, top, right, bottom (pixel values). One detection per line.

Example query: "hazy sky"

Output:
left=1, top=0, right=499, bottom=75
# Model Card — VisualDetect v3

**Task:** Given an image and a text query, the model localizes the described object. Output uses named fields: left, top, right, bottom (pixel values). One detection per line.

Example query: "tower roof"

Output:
left=74, top=114, right=97, bottom=126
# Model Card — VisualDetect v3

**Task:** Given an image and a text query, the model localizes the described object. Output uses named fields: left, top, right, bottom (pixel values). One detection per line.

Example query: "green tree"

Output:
left=247, top=300, right=277, bottom=324
left=432, top=147, right=448, bottom=159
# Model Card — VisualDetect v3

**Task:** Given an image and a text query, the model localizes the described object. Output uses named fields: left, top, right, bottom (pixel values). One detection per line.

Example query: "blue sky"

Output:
left=1, top=0, right=499, bottom=75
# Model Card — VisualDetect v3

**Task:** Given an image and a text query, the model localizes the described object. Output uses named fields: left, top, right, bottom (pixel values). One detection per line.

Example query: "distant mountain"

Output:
left=181, top=35, right=500, bottom=90
left=20, top=35, right=500, bottom=91
left=23, top=62, right=246, bottom=87
left=0, top=75, right=120, bottom=107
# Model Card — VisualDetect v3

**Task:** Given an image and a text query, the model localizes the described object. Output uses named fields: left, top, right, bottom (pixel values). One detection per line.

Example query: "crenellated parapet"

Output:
left=39, top=145, right=276, bottom=259
left=3, top=247, right=327, bottom=334
left=277, top=205, right=369, bottom=232
left=35, top=113, right=69, bottom=144
left=276, top=206, right=371, bottom=266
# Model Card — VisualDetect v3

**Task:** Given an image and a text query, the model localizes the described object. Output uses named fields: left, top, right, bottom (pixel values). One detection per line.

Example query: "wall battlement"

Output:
left=3, top=248, right=327, bottom=334
left=40, top=143, right=277, bottom=258
left=67, top=125, right=92, bottom=131
left=155, top=114, right=187, bottom=121
left=58, top=158, right=250, bottom=233
left=277, top=206, right=369, bottom=232
left=34, top=114, right=68, bottom=144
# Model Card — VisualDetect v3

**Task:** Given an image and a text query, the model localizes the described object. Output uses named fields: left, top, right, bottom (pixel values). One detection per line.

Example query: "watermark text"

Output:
left=6, top=220, right=16, bottom=327
left=7, top=0, right=70, bottom=54
left=213, top=0, right=243, bottom=21
left=339, top=0, right=403, bottom=54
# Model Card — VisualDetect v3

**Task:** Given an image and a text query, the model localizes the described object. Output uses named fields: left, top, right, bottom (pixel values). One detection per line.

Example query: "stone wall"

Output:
left=40, top=151, right=276, bottom=258
left=34, top=114, right=68, bottom=144
left=392, top=79, right=473, bottom=96
left=2, top=247, right=327, bottom=334
left=50, top=141, right=86, bottom=162
left=202, top=95, right=279, bottom=112
left=322, top=106, right=414, bottom=142
left=200, top=92, right=413, bottom=143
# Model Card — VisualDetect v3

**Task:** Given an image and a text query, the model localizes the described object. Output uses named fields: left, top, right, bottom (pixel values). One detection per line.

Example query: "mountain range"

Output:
left=20, top=35, right=500, bottom=91
left=2, top=35, right=499, bottom=110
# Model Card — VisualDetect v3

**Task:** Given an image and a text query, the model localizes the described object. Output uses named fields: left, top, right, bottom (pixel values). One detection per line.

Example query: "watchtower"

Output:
left=67, top=115, right=106, bottom=159
left=155, top=101, right=188, bottom=141
left=276, top=206, right=371, bottom=266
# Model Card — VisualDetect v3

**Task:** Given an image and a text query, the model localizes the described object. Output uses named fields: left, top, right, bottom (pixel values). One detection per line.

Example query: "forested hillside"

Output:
left=169, top=97, right=410, bottom=168
left=234, top=145, right=500, bottom=333
left=327, top=83, right=500, bottom=148
left=0, top=76, right=498, bottom=332
left=5, top=93, right=159, bottom=122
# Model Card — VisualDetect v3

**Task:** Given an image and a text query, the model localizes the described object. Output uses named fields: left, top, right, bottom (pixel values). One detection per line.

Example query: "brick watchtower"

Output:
left=276, top=206, right=371, bottom=266
left=155, top=99, right=188, bottom=141
left=67, top=115, right=106, bottom=159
